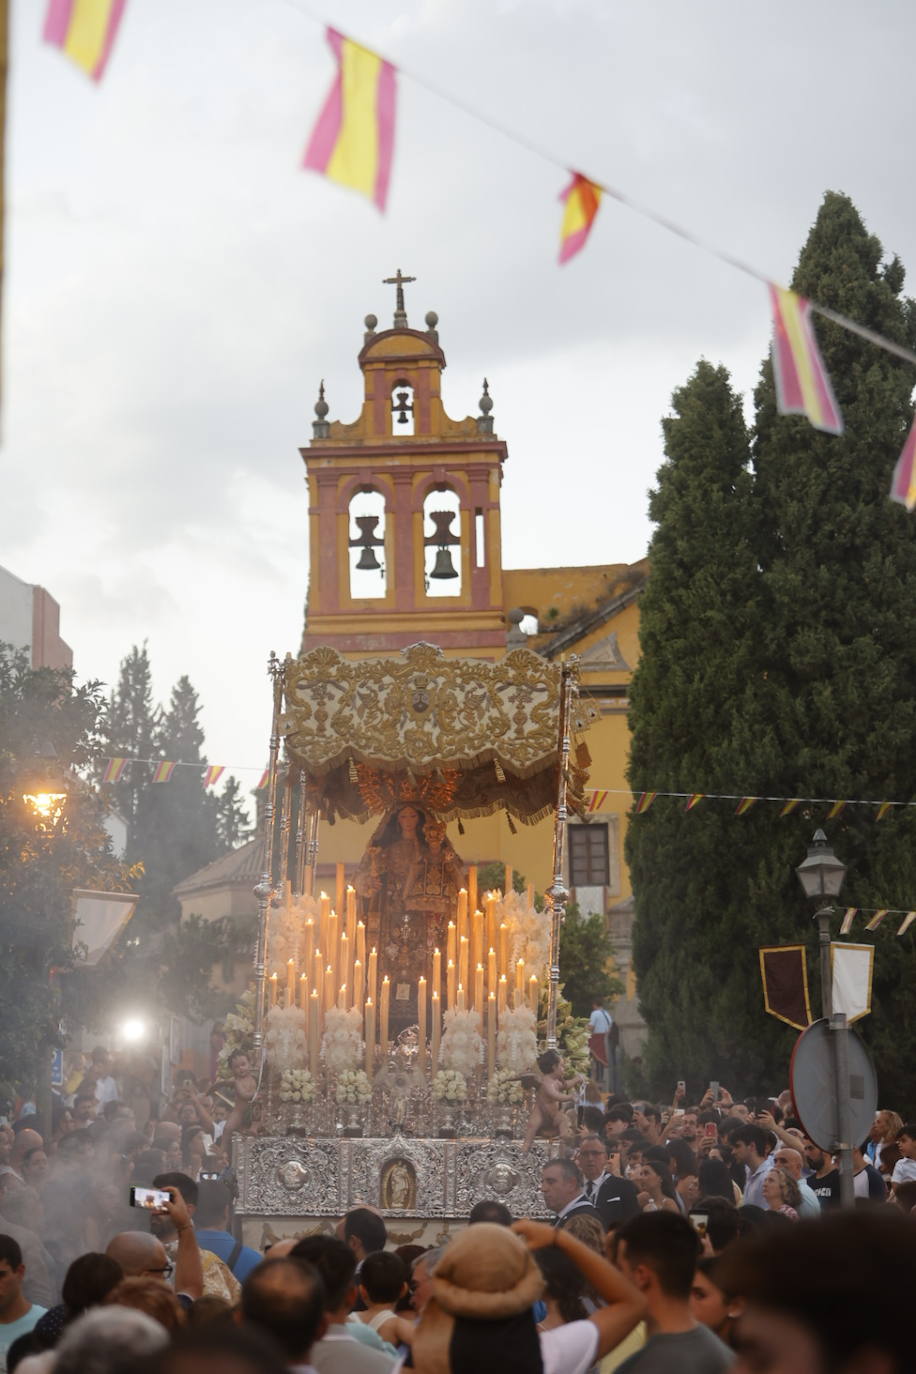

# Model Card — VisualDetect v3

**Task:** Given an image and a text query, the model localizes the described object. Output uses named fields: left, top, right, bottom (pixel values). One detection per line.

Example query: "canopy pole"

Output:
left=253, top=653, right=284, bottom=1069
left=545, top=658, right=578, bottom=1051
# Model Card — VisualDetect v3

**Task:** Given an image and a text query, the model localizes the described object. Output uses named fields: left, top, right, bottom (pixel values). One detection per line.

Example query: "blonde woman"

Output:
left=761, top=1165, right=801, bottom=1221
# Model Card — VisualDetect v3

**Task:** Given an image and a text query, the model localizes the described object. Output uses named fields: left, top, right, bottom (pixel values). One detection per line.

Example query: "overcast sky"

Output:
left=5, top=0, right=915, bottom=795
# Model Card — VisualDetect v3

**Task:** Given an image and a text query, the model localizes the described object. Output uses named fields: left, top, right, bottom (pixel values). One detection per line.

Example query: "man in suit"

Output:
left=539, top=1157, right=601, bottom=1229
left=576, top=1135, right=640, bottom=1231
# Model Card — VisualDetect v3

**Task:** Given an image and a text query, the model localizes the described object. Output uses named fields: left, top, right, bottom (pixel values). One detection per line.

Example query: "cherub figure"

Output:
left=520, top=1048, right=584, bottom=1153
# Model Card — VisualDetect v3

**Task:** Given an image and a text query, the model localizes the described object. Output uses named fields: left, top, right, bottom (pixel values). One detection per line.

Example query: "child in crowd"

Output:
left=356, top=1250, right=412, bottom=1348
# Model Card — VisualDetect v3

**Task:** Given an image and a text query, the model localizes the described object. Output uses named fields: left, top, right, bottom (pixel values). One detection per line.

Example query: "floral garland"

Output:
left=321, top=1007, right=363, bottom=1074
left=279, top=1068, right=315, bottom=1104
left=217, top=989, right=255, bottom=1076
left=433, top=1069, right=467, bottom=1103
left=495, top=1004, right=538, bottom=1075
left=265, top=1003, right=308, bottom=1073
left=486, top=1067, right=524, bottom=1104
left=336, top=1069, right=372, bottom=1104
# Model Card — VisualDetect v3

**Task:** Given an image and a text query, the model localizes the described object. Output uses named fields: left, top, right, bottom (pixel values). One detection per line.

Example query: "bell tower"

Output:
left=301, top=272, right=509, bottom=658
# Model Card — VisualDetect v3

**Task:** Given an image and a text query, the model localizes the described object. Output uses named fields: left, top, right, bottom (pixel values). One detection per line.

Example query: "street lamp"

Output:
left=795, top=828, right=854, bottom=1208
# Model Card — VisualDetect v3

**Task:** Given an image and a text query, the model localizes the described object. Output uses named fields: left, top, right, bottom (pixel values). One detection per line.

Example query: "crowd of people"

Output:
left=0, top=1049, right=914, bottom=1373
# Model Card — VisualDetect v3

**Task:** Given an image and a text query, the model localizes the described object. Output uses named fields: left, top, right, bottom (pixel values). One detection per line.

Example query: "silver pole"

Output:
left=817, top=906, right=854, bottom=1207
left=545, top=660, right=577, bottom=1050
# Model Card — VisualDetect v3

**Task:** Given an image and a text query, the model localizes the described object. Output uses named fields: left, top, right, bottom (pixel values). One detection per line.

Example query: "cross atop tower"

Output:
left=383, top=268, right=416, bottom=328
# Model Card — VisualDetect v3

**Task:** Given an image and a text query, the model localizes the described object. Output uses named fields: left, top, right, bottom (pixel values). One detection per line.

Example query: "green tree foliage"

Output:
left=215, top=776, right=253, bottom=855
left=102, top=643, right=159, bottom=831
left=559, top=903, right=623, bottom=1017
left=0, top=645, right=128, bottom=1104
left=627, top=194, right=916, bottom=1099
left=158, top=914, right=254, bottom=1022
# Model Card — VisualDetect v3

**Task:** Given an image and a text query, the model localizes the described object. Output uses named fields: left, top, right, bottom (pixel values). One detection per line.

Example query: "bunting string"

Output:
left=584, top=787, right=916, bottom=815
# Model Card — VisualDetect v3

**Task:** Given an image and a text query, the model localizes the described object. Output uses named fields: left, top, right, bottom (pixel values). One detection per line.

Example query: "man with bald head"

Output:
left=771, top=1145, right=820, bottom=1218
left=106, top=1186, right=203, bottom=1303
left=3, top=1129, right=42, bottom=1188
left=241, top=1257, right=326, bottom=1371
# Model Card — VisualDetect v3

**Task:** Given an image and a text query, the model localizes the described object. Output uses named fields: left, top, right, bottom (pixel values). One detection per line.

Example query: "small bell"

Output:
left=430, top=547, right=458, bottom=579
left=355, top=545, right=382, bottom=571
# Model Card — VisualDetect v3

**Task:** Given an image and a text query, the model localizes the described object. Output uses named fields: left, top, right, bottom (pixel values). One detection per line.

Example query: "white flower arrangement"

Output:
left=321, top=1007, right=364, bottom=1074
left=496, top=1004, right=538, bottom=1075
left=486, top=1067, right=524, bottom=1104
left=433, top=1069, right=468, bottom=1103
left=500, top=889, right=550, bottom=976
left=217, top=989, right=255, bottom=1075
left=336, top=1069, right=372, bottom=1105
left=278, top=1067, right=315, bottom=1104
left=265, top=1003, right=308, bottom=1073
left=268, top=892, right=320, bottom=968
left=439, top=1008, right=484, bottom=1078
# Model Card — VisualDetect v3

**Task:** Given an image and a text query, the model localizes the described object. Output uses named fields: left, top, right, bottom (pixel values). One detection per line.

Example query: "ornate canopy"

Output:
left=279, top=642, right=587, bottom=824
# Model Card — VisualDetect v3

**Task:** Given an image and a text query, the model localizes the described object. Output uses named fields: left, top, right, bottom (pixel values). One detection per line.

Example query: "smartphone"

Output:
left=704, top=1122, right=718, bottom=1139
left=199, top=1171, right=221, bottom=1182
left=129, top=1186, right=170, bottom=1210
left=709, top=1080, right=720, bottom=1103
left=690, top=1213, right=709, bottom=1237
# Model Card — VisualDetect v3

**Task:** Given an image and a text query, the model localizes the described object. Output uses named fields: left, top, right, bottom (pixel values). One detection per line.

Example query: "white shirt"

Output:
left=589, top=1008, right=613, bottom=1034
left=540, top=1320, right=599, bottom=1374
left=891, top=1158, right=916, bottom=1184
left=94, top=1075, right=119, bottom=1105
left=582, top=1170, right=608, bottom=1203
left=555, top=1192, right=593, bottom=1223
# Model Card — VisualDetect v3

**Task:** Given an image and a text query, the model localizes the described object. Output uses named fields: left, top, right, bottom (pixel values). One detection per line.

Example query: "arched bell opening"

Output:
left=348, top=487, right=387, bottom=600
left=423, top=486, right=462, bottom=598
left=391, top=380, right=415, bottom=436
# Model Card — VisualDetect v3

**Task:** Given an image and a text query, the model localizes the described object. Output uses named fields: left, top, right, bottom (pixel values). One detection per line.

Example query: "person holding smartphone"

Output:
left=106, top=1186, right=203, bottom=1306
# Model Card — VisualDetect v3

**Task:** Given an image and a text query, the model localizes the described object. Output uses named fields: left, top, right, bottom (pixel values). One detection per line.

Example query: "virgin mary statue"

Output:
left=355, top=804, right=465, bottom=993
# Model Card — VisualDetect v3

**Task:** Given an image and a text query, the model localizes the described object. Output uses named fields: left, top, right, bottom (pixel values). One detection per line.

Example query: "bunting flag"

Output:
left=587, top=789, right=609, bottom=813
left=898, top=911, right=916, bottom=937
left=684, top=793, right=705, bottom=812
left=203, top=766, right=224, bottom=788
left=826, top=800, right=847, bottom=819
left=864, top=909, right=888, bottom=931
left=151, top=761, right=176, bottom=784
left=43, top=0, right=127, bottom=81
left=558, top=173, right=603, bottom=264
left=735, top=796, right=758, bottom=815
left=890, top=415, right=916, bottom=512
left=759, top=945, right=812, bottom=1030
left=876, top=801, right=894, bottom=821
left=256, top=769, right=270, bottom=790
left=840, top=908, right=858, bottom=935
left=634, top=791, right=657, bottom=814
left=831, top=942, right=874, bottom=1023
left=780, top=799, right=801, bottom=817
left=303, top=28, right=397, bottom=212
left=102, top=758, right=127, bottom=784
left=768, top=285, right=843, bottom=436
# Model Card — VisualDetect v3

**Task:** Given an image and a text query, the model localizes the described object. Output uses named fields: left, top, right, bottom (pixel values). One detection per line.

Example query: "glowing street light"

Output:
left=119, top=1017, right=148, bottom=1045
left=22, top=792, right=68, bottom=825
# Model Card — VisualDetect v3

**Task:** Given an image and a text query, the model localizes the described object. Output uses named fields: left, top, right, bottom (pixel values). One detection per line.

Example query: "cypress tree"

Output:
left=749, top=192, right=916, bottom=1102
left=625, top=360, right=777, bottom=1091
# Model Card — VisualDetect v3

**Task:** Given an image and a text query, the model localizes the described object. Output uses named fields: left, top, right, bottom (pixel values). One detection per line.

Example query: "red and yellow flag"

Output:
left=684, top=793, right=705, bottom=812
left=152, top=761, right=175, bottom=784
left=864, top=909, right=888, bottom=931
left=897, top=911, right=916, bottom=937
left=256, top=769, right=270, bottom=791
left=840, top=908, right=858, bottom=935
left=890, top=415, right=916, bottom=512
left=634, top=791, right=657, bottom=814
left=43, top=0, right=127, bottom=82
left=768, top=285, right=843, bottom=435
left=587, top=790, right=609, bottom=813
left=102, top=757, right=127, bottom=784
left=780, top=799, right=801, bottom=817
left=826, top=800, right=847, bottom=820
left=203, top=766, right=224, bottom=788
left=303, top=28, right=397, bottom=212
left=735, top=797, right=758, bottom=815
left=558, top=173, right=602, bottom=264
left=875, top=801, right=894, bottom=821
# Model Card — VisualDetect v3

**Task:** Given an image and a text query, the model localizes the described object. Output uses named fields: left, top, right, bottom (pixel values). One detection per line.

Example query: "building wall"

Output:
left=0, top=565, right=72, bottom=669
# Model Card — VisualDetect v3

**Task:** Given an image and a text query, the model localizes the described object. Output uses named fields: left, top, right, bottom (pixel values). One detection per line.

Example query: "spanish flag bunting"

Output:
left=898, top=911, right=916, bottom=937
left=303, top=28, right=397, bottom=212
left=875, top=801, right=894, bottom=821
left=840, top=908, right=858, bottom=935
left=864, top=909, right=888, bottom=931
left=588, top=790, right=609, bottom=813
left=203, top=765, right=224, bottom=788
left=780, top=799, right=801, bottom=817
left=256, top=769, right=270, bottom=791
left=151, top=761, right=176, bottom=784
left=735, top=797, right=758, bottom=815
left=684, top=793, right=705, bottom=812
left=826, top=800, right=847, bottom=820
left=768, top=285, right=843, bottom=435
left=102, top=757, right=127, bottom=784
left=634, top=791, right=657, bottom=814
left=890, top=415, right=916, bottom=512
left=558, top=173, right=603, bottom=264
left=43, top=0, right=128, bottom=82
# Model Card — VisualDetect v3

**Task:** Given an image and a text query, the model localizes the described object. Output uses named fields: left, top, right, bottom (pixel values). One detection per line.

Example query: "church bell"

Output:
left=430, top=547, right=459, bottom=579
left=355, top=545, right=382, bottom=572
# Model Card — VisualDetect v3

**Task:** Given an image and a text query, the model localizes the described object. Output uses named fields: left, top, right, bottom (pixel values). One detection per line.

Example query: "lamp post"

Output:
left=795, top=828, right=855, bottom=1208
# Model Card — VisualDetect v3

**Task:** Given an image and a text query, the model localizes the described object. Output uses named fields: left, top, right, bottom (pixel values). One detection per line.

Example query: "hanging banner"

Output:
left=831, top=942, right=874, bottom=1023
left=759, top=945, right=812, bottom=1030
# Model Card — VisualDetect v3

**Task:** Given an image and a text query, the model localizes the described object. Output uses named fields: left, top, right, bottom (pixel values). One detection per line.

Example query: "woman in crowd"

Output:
left=180, top=1127, right=207, bottom=1182
left=690, top=1254, right=742, bottom=1350
left=760, top=1166, right=801, bottom=1221
left=534, top=1246, right=589, bottom=1331
left=635, top=1160, right=680, bottom=1214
